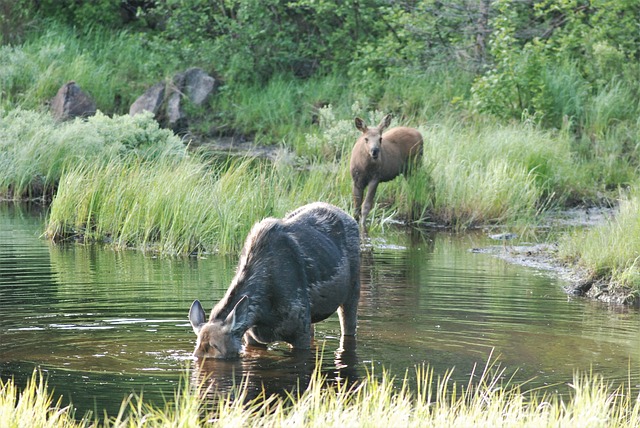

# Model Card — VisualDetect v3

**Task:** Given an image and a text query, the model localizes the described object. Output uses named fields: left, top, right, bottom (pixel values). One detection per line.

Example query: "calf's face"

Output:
left=355, top=114, right=392, bottom=161
left=188, top=297, right=248, bottom=359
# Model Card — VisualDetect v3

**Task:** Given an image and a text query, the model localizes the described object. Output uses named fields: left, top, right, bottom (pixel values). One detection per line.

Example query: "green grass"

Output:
left=45, top=153, right=353, bottom=255
left=44, top=110, right=594, bottom=252
left=0, top=22, right=183, bottom=114
left=3, top=360, right=640, bottom=427
left=557, top=189, right=640, bottom=298
left=207, top=73, right=353, bottom=150
left=41, top=108, right=610, bottom=251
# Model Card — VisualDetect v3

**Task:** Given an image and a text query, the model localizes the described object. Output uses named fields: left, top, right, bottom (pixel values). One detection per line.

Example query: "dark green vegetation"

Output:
left=2, top=1, right=640, bottom=294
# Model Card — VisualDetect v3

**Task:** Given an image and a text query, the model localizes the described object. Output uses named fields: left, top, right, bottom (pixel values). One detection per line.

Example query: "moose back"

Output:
left=188, top=202, right=361, bottom=359
left=350, top=114, right=423, bottom=226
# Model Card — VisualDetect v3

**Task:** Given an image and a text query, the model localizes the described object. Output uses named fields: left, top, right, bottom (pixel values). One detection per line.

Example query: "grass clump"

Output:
left=557, top=189, right=640, bottom=300
left=366, top=117, right=593, bottom=229
left=0, top=371, right=80, bottom=427
left=45, top=154, right=352, bottom=255
left=3, top=361, right=640, bottom=427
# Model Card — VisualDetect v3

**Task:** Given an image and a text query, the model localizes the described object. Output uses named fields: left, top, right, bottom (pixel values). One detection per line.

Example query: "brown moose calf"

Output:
left=349, top=114, right=423, bottom=227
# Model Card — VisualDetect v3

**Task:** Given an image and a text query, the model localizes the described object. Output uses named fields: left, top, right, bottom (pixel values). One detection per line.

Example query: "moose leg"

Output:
left=289, top=319, right=312, bottom=349
left=352, top=183, right=364, bottom=221
left=338, top=280, right=360, bottom=336
left=361, top=180, right=379, bottom=226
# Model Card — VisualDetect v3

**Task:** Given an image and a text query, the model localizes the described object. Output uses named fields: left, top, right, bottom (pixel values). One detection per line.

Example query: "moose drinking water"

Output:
left=350, top=114, right=423, bottom=227
left=188, top=202, right=361, bottom=359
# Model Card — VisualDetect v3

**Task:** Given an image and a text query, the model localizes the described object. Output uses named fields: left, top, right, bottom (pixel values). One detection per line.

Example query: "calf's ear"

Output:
left=189, top=300, right=207, bottom=334
left=378, top=114, right=392, bottom=131
left=354, top=117, right=367, bottom=133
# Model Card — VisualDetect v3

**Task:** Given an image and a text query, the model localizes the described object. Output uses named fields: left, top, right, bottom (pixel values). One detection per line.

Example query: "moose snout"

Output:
left=370, top=147, right=380, bottom=159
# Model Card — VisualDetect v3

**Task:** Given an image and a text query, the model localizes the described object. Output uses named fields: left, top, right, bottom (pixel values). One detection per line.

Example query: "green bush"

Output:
left=0, top=109, right=184, bottom=200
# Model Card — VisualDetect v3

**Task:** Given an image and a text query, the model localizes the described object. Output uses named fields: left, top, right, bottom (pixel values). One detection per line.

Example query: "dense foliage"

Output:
left=3, top=1, right=639, bottom=128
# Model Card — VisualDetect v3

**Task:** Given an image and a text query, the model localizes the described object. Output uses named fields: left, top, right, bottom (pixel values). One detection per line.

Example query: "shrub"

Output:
left=0, top=109, right=184, bottom=200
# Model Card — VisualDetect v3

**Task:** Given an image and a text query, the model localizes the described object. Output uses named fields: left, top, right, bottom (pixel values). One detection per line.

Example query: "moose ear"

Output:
left=225, top=295, right=250, bottom=334
left=188, top=300, right=207, bottom=335
left=354, top=117, right=367, bottom=133
left=378, top=114, right=392, bottom=131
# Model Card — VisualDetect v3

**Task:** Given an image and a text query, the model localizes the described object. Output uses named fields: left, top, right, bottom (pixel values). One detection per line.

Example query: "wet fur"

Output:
left=189, top=202, right=360, bottom=358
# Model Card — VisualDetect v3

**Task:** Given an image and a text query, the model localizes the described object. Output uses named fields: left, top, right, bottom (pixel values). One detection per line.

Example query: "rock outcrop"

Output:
left=129, top=67, right=217, bottom=132
left=50, top=81, right=97, bottom=121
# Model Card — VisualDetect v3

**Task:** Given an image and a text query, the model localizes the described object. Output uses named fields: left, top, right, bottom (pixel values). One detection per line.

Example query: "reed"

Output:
left=45, top=153, right=353, bottom=255
left=3, top=361, right=639, bottom=427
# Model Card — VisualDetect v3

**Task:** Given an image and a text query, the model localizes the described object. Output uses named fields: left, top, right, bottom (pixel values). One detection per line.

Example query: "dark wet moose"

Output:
left=189, top=202, right=361, bottom=359
left=350, top=114, right=423, bottom=226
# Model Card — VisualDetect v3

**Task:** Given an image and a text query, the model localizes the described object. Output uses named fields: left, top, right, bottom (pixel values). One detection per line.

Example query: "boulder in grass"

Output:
left=129, top=67, right=217, bottom=133
left=129, top=82, right=165, bottom=117
left=183, top=67, right=216, bottom=106
left=50, top=81, right=96, bottom=121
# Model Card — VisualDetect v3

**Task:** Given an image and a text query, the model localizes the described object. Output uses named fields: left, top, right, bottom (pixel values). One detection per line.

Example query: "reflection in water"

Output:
left=191, top=336, right=360, bottom=407
left=1, top=203, right=640, bottom=419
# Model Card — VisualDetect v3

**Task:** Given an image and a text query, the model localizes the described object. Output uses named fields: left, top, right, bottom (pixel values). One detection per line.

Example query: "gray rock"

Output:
left=50, top=81, right=96, bottom=121
left=129, top=68, right=216, bottom=132
left=166, top=72, right=186, bottom=131
left=129, top=83, right=165, bottom=116
left=183, top=67, right=216, bottom=105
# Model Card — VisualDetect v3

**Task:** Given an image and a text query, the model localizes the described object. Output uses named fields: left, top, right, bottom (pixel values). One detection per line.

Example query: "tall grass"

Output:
left=208, top=73, right=353, bottom=149
left=0, top=22, right=177, bottom=113
left=30, top=101, right=609, bottom=252
left=45, top=154, right=352, bottom=255
left=376, top=66, right=474, bottom=122
left=557, top=188, right=640, bottom=297
left=418, top=118, right=597, bottom=227
left=3, top=362, right=640, bottom=427
left=0, top=371, right=80, bottom=427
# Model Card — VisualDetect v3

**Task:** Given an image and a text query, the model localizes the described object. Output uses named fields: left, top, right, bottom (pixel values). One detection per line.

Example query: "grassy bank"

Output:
left=557, top=189, right=640, bottom=302
left=3, top=21, right=640, bottom=294
left=44, top=153, right=352, bottom=255
left=3, top=363, right=639, bottom=427
left=39, top=109, right=597, bottom=254
left=0, top=109, right=184, bottom=201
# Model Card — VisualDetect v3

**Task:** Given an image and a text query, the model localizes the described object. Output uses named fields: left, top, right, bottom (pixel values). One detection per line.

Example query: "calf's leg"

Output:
left=352, top=183, right=364, bottom=221
left=361, top=180, right=379, bottom=226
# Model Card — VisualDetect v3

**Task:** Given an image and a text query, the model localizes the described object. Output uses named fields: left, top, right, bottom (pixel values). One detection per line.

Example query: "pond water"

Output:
left=1, top=203, right=639, bottom=419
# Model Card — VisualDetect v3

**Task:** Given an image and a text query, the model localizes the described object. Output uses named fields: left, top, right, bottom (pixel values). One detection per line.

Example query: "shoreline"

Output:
left=472, top=206, right=637, bottom=306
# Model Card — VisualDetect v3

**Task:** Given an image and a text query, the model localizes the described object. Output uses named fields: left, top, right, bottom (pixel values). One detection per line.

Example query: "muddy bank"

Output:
left=472, top=244, right=635, bottom=305
left=473, top=207, right=638, bottom=306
